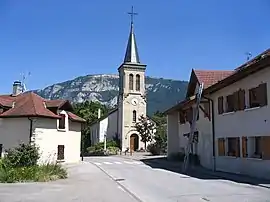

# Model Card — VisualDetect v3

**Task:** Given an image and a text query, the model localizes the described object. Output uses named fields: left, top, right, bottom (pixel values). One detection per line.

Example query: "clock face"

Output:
left=131, top=98, right=138, bottom=106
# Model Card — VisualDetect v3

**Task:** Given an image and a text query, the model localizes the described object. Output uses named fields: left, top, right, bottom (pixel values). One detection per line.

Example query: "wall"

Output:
left=90, top=122, right=100, bottom=145
left=169, top=104, right=213, bottom=169
left=34, top=118, right=81, bottom=164
left=0, top=118, right=31, bottom=155
left=211, top=67, right=270, bottom=179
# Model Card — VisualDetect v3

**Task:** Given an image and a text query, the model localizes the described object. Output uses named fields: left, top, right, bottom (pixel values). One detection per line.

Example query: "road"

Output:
left=85, top=156, right=270, bottom=202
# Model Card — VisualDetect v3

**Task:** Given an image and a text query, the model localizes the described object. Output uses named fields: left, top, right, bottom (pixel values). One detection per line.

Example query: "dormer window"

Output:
left=59, top=114, right=66, bottom=129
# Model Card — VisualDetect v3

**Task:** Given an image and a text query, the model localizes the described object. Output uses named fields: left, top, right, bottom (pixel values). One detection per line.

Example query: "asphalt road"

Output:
left=86, top=156, right=270, bottom=202
left=0, top=162, right=139, bottom=202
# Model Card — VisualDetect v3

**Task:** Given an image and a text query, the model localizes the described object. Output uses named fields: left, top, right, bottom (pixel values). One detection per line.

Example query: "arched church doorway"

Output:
left=130, top=134, right=139, bottom=151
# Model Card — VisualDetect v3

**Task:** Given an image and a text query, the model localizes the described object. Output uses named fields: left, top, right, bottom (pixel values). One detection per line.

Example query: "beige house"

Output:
left=165, top=49, right=270, bottom=179
left=0, top=81, right=85, bottom=164
left=90, top=21, right=153, bottom=152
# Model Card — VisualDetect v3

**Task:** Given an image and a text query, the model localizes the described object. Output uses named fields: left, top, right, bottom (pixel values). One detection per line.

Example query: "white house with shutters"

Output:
left=165, top=49, right=270, bottom=179
left=0, top=81, right=85, bottom=164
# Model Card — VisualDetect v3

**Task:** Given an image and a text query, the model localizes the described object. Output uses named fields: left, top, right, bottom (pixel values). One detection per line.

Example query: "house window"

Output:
left=57, top=145, right=65, bottom=160
left=249, top=136, right=262, bottom=159
left=226, top=94, right=234, bottom=112
left=218, top=138, right=225, bottom=156
left=242, top=136, right=248, bottom=158
left=218, top=96, right=224, bottom=114
left=249, top=83, right=267, bottom=108
left=59, top=114, right=66, bottom=129
left=132, top=110, right=136, bottom=122
left=227, top=137, right=240, bottom=157
left=129, top=74, right=134, bottom=90
left=135, top=74, right=140, bottom=91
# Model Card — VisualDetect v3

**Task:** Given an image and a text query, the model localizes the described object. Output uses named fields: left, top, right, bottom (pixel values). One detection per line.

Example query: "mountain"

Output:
left=35, top=74, right=188, bottom=115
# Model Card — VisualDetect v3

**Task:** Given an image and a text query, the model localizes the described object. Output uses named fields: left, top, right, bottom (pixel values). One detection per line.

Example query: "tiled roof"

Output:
left=0, top=92, right=60, bottom=118
left=0, top=92, right=85, bottom=122
left=193, top=70, right=234, bottom=88
left=67, top=112, right=86, bottom=123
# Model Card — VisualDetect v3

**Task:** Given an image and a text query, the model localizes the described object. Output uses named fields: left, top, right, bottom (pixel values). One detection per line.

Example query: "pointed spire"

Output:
left=124, top=6, right=140, bottom=64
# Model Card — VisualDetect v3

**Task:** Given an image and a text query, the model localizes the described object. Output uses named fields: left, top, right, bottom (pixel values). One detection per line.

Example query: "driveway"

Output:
left=0, top=162, right=139, bottom=202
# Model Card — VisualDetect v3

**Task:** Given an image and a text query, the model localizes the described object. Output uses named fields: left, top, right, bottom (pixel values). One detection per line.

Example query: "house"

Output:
left=0, top=81, right=85, bottom=164
left=89, top=19, right=155, bottom=151
left=165, top=49, right=270, bottom=179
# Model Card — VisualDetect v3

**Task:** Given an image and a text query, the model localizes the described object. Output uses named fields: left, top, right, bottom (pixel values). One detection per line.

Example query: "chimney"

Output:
left=98, top=108, right=101, bottom=119
left=12, top=81, right=23, bottom=96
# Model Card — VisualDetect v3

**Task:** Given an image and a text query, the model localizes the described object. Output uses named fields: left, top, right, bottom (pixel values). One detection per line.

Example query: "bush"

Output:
left=86, top=140, right=119, bottom=156
left=0, top=143, right=67, bottom=183
left=147, top=143, right=161, bottom=155
left=4, top=143, right=40, bottom=167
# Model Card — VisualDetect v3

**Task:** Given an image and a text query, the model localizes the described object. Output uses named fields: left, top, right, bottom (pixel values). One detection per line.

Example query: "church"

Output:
left=89, top=12, right=150, bottom=152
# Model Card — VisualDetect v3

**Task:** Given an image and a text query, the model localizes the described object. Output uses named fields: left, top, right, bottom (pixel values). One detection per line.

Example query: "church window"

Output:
left=136, top=74, right=140, bottom=91
left=129, top=74, right=134, bottom=90
left=133, top=110, right=137, bottom=122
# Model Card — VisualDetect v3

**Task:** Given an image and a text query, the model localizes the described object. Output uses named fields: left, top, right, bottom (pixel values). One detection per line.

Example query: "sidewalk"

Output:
left=117, top=153, right=270, bottom=189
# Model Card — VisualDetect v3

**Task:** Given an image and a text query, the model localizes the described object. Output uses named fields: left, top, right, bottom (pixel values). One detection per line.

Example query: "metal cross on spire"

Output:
left=128, top=6, right=138, bottom=25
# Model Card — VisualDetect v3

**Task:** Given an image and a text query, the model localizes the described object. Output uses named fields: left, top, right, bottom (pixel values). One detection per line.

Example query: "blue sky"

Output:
left=0, top=0, right=270, bottom=94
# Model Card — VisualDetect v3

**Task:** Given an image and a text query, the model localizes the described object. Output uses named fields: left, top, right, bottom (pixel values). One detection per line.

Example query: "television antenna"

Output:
left=245, top=52, right=252, bottom=61
left=20, top=72, right=31, bottom=92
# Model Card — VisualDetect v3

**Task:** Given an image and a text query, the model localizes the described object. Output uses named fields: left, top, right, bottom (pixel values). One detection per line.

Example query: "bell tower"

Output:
left=117, top=6, right=147, bottom=151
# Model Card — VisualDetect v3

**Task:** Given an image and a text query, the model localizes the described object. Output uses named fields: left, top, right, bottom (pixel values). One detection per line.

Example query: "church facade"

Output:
left=90, top=21, right=148, bottom=152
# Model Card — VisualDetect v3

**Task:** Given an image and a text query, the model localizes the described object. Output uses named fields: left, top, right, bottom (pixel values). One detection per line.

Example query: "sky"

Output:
left=0, top=0, right=270, bottom=94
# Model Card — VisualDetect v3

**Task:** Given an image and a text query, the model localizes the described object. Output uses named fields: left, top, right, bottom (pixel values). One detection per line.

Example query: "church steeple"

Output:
left=123, top=6, right=140, bottom=64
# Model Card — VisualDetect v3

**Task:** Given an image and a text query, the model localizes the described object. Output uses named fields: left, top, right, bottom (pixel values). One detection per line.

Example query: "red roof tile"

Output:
left=0, top=92, right=60, bottom=119
left=193, top=70, right=234, bottom=88
left=67, top=111, right=86, bottom=123
left=0, top=92, right=85, bottom=122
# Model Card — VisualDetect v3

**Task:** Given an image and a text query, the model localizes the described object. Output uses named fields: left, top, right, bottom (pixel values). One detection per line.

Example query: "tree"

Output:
left=150, top=111, right=167, bottom=154
left=135, top=115, right=156, bottom=150
left=73, top=101, right=110, bottom=153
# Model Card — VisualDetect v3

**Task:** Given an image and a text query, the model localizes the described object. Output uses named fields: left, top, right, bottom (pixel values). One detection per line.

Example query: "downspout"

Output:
left=202, top=96, right=216, bottom=171
left=28, top=117, right=33, bottom=144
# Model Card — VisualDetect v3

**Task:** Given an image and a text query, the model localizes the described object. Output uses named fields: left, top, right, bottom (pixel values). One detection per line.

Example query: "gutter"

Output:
left=202, top=95, right=216, bottom=172
left=28, top=117, right=33, bottom=144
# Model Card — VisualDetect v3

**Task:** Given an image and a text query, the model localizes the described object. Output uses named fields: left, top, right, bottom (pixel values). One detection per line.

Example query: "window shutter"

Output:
left=259, top=83, right=267, bottom=107
left=262, top=136, right=270, bottom=160
left=57, top=145, right=65, bottom=160
left=218, top=138, right=225, bottom=156
left=233, top=91, right=239, bottom=111
left=242, top=136, right=248, bottom=157
left=218, top=96, right=224, bottom=114
left=238, top=89, right=245, bottom=110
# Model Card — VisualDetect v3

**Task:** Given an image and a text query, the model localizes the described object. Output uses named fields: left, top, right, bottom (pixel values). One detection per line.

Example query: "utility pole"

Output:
left=182, top=83, right=204, bottom=172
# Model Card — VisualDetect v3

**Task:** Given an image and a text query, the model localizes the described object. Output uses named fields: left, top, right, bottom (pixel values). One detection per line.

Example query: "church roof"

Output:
left=123, top=23, right=140, bottom=64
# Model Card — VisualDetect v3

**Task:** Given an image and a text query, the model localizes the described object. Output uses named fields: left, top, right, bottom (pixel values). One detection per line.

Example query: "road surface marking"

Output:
left=93, top=162, right=102, bottom=165
left=114, top=161, right=122, bottom=164
left=103, top=162, right=113, bottom=165
left=124, top=161, right=133, bottom=164
left=132, top=161, right=142, bottom=164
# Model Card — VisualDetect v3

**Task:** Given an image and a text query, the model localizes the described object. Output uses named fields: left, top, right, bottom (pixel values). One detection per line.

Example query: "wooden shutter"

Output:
left=233, top=91, right=239, bottom=111
left=262, top=136, right=270, bottom=160
left=218, top=96, right=224, bottom=114
left=57, top=145, right=65, bottom=160
left=59, top=114, right=66, bottom=129
left=235, top=137, right=240, bottom=157
left=238, top=89, right=245, bottom=110
left=258, top=83, right=268, bottom=107
left=218, top=138, right=225, bottom=156
left=242, top=136, right=248, bottom=157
